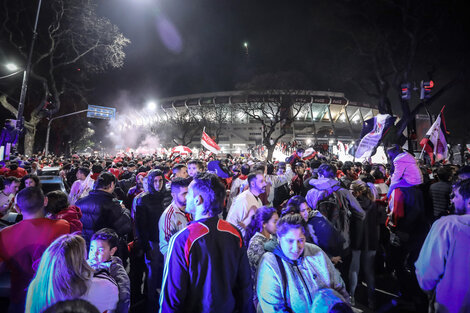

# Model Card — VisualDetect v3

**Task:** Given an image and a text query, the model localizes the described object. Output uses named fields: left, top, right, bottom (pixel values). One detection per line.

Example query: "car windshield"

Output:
left=41, top=183, right=63, bottom=194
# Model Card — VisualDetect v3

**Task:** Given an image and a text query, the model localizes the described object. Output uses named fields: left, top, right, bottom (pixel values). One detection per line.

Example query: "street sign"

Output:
left=87, top=105, right=116, bottom=120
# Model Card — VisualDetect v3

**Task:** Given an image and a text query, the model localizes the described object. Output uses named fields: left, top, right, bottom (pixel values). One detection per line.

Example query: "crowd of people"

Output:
left=0, top=144, right=469, bottom=313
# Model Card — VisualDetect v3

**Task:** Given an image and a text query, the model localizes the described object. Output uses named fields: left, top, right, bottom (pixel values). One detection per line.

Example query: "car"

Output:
left=39, top=175, right=68, bottom=194
left=37, top=166, right=61, bottom=176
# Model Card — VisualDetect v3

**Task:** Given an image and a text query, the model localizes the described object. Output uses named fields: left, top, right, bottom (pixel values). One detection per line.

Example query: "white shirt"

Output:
left=226, top=189, right=263, bottom=237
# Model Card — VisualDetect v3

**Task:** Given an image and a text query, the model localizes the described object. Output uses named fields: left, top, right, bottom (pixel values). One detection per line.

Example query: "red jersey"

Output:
left=0, top=218, right=70, bottom=304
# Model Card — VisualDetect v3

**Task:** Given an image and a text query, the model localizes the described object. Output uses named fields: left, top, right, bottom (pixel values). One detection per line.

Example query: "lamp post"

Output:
left=16, top=0, right=44, bottom=130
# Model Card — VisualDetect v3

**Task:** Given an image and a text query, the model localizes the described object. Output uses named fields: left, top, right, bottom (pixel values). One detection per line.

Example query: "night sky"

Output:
left=1, top=0, right=470, bottom=151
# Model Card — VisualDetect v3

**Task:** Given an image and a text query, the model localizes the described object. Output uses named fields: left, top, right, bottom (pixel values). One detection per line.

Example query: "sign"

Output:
left=87, top=105, right=116, bottom=120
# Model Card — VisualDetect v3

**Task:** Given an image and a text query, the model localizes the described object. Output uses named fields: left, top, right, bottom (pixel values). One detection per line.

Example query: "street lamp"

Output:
left=0, top=63, right=23, bottom=80
left=5, top=63, right=18, bottom=71
left=243, top=42, right=249, bottom=55
left=16, top=0, right=44, bottom=135
left=146, top=101, right=157, bottom=111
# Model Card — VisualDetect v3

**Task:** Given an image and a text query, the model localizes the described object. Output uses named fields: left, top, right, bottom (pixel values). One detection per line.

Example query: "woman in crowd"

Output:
left=257, top=214, right=350, bottom=313
left=245, top=206, right=279, bottom=278
left=283, top=195, right=345, bottom=265
left=19, top=174, right=41, bottom=190
left=25, top=234, right=118, bottom=313
left=348, top=180, right=383, bottom=309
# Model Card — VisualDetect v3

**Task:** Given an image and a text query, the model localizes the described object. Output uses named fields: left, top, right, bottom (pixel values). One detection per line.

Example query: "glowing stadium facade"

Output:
left=147, top=90, right=379, bottom=153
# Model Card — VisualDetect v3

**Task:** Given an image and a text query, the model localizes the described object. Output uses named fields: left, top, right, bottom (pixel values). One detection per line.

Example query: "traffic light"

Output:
left=420, top=80, right=434, bottom=100
left=401, top=83, right=411, bottom=100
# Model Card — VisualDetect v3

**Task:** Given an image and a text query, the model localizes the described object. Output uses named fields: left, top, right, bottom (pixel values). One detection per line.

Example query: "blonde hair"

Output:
left=25, top=234, right=94, bottom=313
left=350, top=180, right=374, bottom=200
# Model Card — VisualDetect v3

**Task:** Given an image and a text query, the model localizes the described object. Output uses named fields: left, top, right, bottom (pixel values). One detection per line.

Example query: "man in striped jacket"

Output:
left=158, top=177, right=192, bottom=257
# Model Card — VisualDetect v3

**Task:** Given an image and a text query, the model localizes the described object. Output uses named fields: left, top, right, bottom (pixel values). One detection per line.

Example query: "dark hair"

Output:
left=171, top=177, right=191, bottom=193
left=43, top=299, right=100, bottom=313
left=437, top=167, right=452, bottom=182
left=191, top=172, right=225, bottom=216
left=284, top=195, right=307, bottom=214
left=241, top=164, right=251, bottom=175
left=77, top=167, right=90, bottom=177
left=372, top=167, right=384, bottom=180
left=94, top=172, right=117, bottom=190
left=317, top=164, right=335, bottom=178
left=453, top=179, right=470, bottom=201
left=266, top=164, right=274, bottom=175
left=91, top=164, right=103, bottom=174
left=276, top=214, right=307, bottom=238
left=3, top=176, right=20, bottom=186
left=341, top=161, right=354, bottom=173
left=91, top=228, right=119, bottom=249
left=19, top=174, right=41, bottom=190
left=187, top=160, right=204, bottom=170
left=172, top=164, right=187, bottom=174
left=244, top=206, right=277, bottom=246
left=17, top=187, right=45, bottom=214
left=247, top=172, right=258, bottom=187
left=46, top=191, right=69, bottom=215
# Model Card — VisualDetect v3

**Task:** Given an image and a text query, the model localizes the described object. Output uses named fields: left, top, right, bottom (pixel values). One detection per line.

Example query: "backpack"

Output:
left=316, top=188, right=350, bottom=247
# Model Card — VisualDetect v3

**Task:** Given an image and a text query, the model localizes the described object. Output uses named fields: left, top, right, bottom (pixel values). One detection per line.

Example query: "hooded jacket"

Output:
left=134, top=170, right=172, bottom=252
left=53, top=205, right=83, bottom=233
left=257, top=243, right=349, bottom=313
left=89, top=256, right=130, bottom=313
left=306, top=178, right=365, bottom=249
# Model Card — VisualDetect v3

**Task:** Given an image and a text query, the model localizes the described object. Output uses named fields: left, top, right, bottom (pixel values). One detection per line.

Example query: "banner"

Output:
left=419, top=110, right=448, bottom=165
left=353, top=114, right=396, bottom=159
left=201, top=130, right=221, bottom=154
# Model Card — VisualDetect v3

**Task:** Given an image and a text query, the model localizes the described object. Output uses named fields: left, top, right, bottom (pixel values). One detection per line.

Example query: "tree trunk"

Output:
left=24, top=127, right=36, bottom=156
left=266, top=145, right=275, bottom=162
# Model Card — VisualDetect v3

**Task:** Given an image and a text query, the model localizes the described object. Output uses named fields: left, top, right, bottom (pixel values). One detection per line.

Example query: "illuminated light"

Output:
left=147, top=101, right=157, bottom=111
left=306, top=138, right=312, bottom=145
left=244, top=42, right=248, bottom=48
left=6, top=63, right=18, bottom=71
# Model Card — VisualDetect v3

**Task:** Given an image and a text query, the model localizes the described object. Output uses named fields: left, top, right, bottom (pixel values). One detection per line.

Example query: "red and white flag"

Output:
left=419, top=108, right=448, bottom=165
left=201, top=130, right=221, bottom=154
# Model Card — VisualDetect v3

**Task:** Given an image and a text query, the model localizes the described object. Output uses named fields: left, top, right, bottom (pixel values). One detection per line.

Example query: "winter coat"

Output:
left=53, top=205, right=83, bottom=233
left=257, top=243, right=349, bottom=313
left=76, top=190, right=131, bottom=246
left=349, top=196, right=384, bottom=251
left=134, top=170, right=171, bottom=252
left=89, top=256, right=130, bottom=313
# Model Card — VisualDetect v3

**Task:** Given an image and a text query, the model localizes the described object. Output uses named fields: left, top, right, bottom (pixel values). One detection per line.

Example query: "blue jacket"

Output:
left=159, top=216, right=254, bottom=313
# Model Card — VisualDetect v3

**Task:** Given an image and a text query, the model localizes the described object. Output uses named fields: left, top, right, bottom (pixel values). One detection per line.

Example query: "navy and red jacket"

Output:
left=159, top=216, right=254, bottom=313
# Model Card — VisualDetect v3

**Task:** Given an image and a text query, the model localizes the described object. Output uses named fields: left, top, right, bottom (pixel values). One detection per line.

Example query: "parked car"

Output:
left=39, top=176, right=67, bottom=194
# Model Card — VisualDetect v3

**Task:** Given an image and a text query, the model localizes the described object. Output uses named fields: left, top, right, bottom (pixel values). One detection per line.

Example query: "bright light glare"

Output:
left=243, top=42, right=248, bottom=48
left=306, top=138, right=312, bottom=145
left=6, top=63, right=18, bottom=71
left=147, top=101, right=157, bottom=111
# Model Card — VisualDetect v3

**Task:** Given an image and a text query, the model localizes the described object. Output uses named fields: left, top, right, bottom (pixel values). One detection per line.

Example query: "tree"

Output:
left=313, top=0, right=466, bottom=147
left=0, top=0, right=130, bottom=155
left=151, top=108, right=199, bottom=147
left=236, top=71, right=311, bottom=161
